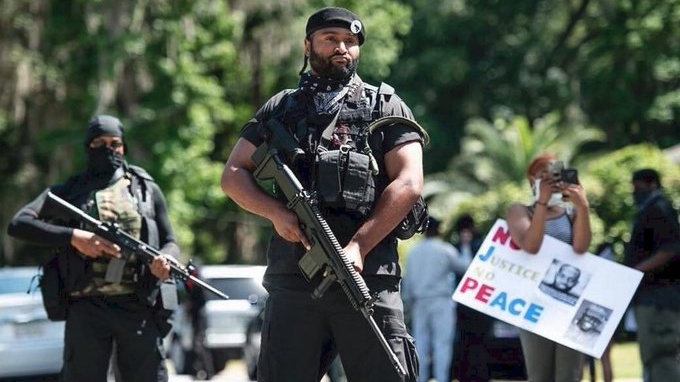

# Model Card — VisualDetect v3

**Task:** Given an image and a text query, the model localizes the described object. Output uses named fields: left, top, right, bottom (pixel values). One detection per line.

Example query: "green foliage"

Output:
left=460, top=113, right=597, bottom=186
left=437, top=144, right=679, bottom=259
left=585, top=144, right=680, bottom=258
left=128, top=0, right=242, bottom=262
left=427, top=111, right=604, bottom=204
left=392, top=0, right=680, bottom=173
left=0, top=0, right=417, bottom=265
left=2, top=0, right=680, bottom=267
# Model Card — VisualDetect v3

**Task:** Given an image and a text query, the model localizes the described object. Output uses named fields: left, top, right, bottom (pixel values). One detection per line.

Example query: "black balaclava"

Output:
left=85, top=115, right=125, bottom=177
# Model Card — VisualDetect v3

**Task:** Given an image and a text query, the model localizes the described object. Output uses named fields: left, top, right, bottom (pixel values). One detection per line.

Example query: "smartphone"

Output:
left=561, top=168, right=580, bottom=185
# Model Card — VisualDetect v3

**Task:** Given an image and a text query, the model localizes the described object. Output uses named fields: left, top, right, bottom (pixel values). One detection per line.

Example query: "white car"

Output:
left=169, top=264, right=267, bottom=378
left=0, top=266, right=65, bottom=379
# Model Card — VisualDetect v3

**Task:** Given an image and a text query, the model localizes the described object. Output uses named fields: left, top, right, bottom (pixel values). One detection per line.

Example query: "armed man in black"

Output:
left=221, top=7, right=424, bottom=382
left=7, top=115, right=179, bottom=382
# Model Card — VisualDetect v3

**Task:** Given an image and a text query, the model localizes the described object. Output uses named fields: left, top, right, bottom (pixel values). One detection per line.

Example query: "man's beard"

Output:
left=309, top=48, right=358, bottom=80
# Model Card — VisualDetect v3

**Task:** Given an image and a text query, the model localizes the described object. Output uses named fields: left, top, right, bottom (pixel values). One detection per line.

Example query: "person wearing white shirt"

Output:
left=403, top=217, right=470, bottom=382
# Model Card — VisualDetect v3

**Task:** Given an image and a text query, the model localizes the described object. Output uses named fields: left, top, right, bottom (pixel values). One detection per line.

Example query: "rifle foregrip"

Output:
left=308, top=204, right=372, bottom=304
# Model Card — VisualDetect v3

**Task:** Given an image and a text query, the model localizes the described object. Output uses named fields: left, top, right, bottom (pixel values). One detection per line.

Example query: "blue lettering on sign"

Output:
left=489, top=291, right=508, bottom=310
left=524, top=304, right=544, bottom=323
left=478, top=246, right=495, bottom=262
left=509, top=298, right=526, bottom=315
left=488, top=291, right=544, bottom=323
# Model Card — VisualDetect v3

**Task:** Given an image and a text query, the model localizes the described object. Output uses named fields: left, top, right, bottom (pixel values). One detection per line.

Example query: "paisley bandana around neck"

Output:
left=300, top=73, right=361, bottom=114
left=299, top=72, right=352, bottom=94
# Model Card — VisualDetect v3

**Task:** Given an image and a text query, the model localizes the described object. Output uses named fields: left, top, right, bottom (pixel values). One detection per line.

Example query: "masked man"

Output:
left=7, top=115, right=179, bottom=382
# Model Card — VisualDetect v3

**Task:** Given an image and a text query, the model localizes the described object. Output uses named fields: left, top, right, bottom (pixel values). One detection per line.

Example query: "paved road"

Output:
left=169, top=360, right=250, bottom=382
left=10, top=360, right=641, bottom=382
left=169, top=359, right=335, bottom=382
left=170, top=361, right=643, bottom=382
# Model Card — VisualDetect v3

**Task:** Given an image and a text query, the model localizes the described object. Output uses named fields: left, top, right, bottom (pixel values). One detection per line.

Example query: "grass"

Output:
left=584, top=340, right=643, bottom=381
left=490, top=340, right=643, bottom=382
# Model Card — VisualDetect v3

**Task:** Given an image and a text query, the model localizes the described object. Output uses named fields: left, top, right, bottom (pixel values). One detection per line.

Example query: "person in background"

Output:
left=623, top=168, right=680, bottom=382
left=505, top=152, right=592, bottom=382
left=403, top=217, right=469, bottom=382
left=581, top=242, right=617, bottom=382
left=7, top=115, right=178, bottom=382
left=450, top=213, right=493, bottom=382
left=184, top=261, right=215, bottom=380
left=220, top=6, right=424, bottom=381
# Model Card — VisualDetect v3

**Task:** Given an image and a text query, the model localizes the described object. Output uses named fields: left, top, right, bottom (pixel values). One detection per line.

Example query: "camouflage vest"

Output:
left=72, top=174, right=143, bottom=296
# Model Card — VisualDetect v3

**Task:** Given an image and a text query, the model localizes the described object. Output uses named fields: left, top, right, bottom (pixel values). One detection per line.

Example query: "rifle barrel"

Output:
left=45, top=192, right=229, bottom=300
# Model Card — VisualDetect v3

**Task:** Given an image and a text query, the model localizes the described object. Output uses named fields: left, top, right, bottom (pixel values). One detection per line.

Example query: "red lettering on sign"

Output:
left=476, top=284, right=495, bottom=303
left=460, top=277, right=479, bottom=293
left=491, top=226, right=520, bottom=250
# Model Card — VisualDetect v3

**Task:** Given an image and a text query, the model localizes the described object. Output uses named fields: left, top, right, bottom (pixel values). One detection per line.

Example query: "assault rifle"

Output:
left=251, top=119, right=407, bottom=379
left=44, top=191, right=229, bottom=300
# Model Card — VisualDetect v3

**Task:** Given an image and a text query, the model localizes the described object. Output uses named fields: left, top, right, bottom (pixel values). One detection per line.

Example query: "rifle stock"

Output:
left=252, top=129, right=407, bottom=379
left=44, top=191, right=229, bottom=300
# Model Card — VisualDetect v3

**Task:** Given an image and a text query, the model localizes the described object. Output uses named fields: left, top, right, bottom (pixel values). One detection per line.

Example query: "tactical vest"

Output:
left=273, top=81, right=393, bottom=218
left=53, top=165, right=160, bottom=297
left=72, top=175, right=142, bottom=296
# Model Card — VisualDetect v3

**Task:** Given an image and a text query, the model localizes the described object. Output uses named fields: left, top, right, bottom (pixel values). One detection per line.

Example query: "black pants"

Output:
left=453, top=305, right=493, bottom=382
left=258, top=275, right=419, bottom=382
left=61, top=295, right=167, bottom=382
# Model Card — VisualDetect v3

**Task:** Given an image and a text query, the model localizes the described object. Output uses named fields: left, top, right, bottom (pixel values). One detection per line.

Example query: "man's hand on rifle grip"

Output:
left=71, top=228, right=121, bottom=259
left=150, top=255, right=172, bottom=281
left=271, top=206, right=311, bottom=250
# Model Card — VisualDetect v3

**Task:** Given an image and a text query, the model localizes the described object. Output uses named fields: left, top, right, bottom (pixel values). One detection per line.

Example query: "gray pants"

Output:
left=634, top=305, right=680, bottom=382
left=519, top=329, right=584, bottom=382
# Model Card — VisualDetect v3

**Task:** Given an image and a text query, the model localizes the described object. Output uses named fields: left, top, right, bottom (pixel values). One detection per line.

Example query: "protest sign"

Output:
left=452, top=219, right=643, bottom=358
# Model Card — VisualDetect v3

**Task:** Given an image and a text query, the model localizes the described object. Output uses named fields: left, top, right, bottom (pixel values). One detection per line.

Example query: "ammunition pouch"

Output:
left=394, top=195, right=429, bottom=240
left=152, top=280, right=179, bottom=337
left=316, top=147, right=376, bottom=217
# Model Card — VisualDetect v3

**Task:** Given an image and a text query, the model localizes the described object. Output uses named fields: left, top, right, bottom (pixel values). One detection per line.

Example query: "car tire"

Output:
left=211, top=349, right=229, bottom=374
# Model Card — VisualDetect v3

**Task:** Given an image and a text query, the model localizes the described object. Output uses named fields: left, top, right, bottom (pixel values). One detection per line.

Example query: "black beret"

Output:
left=85, top=115, right=124, bottom=145
left=305, top=7, right=365, bottom=45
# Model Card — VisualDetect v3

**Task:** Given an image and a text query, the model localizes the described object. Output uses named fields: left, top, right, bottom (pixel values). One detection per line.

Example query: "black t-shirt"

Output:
left=241, top=83, right=423, bottom=277
left=624, top=193, right=680, bottom=308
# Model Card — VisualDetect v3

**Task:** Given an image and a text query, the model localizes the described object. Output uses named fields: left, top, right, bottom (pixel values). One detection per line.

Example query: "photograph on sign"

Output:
left=564, top=300, right=613, bottom=347
left=538, top=259, right=591, bottom=306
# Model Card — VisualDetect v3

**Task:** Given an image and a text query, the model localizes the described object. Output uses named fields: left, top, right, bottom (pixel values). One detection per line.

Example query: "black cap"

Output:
left=85, top=115, right=124, bottom=146
left=305, top=7, right=365, bottom=45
